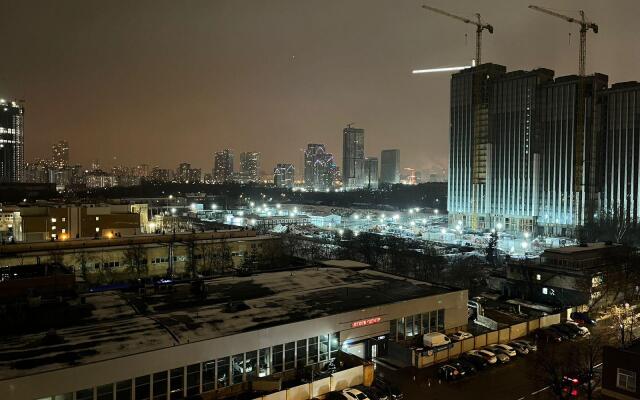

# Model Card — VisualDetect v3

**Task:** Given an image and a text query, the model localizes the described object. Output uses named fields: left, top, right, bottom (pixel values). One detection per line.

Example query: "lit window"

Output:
left=96, top=227, right=100, bottom=232
left=617, top=368, right=636, bottom=392
left=51, top=218, right=57, bottom=223
left=96, top=217, right=100, bottom=221
left=61, top=228, right=66, bottom=233
left=542, top=287, right=548, bottom=295
left=536, top=274, right=541, bottom=280
left=62, top=217, right=66, bottom=222
left=51, top=226, right=56, bottom=230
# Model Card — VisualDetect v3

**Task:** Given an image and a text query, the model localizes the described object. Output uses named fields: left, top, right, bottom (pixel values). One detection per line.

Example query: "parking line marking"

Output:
left=531, top=386, right=550, bottom=395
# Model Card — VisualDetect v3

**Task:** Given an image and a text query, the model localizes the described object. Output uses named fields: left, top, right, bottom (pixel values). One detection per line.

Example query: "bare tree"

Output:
left=73, top=248, right=93, bottom=280
left=123, top=244, right=148, bottom=280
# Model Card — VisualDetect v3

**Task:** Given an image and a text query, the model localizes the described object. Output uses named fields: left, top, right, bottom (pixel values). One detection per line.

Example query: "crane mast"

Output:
left=529, top=5, right=598, bottom=76
left=421, top=5, right=493, bottom=65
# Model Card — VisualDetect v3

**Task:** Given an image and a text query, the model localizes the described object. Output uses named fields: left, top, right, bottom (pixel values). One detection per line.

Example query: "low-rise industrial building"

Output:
left=0, top=266, right=468, bottom=400
left=602, top=342, right=640, bottom=399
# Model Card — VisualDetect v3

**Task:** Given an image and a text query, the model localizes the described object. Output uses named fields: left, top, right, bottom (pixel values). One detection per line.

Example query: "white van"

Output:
left=423, top=332, right=451, bottom=348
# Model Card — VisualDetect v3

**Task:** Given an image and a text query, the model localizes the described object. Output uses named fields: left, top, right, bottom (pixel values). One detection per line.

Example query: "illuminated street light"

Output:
left=353, top=214, right=360, bottom=220
left=524, top=231, right=530, bottom=239
left=440, top=228, right=447, bottom=234
left=211, top=204, right=217, bottom=210
left=434, top=209, right=439, bottom=215
left=496, top=223, right=503, bottom=230
left=366, top=215, right=371, bottom=220
left=393, top=214, right=400, bottom=220
left=409, top=209, right=414, bottom=214
left=250, top=202, right=255, bottom=207
left=338, top=229, right=344, bottom=236
left=168, top=195, right=173, bottom=199
left=276, top=204, right=281, bottom=209
left=190, top=203, right=196, bottom=210
left=521, top=241, right=529, bottom=249
left=170, top=208, right=176, bottom=214
left=410, top=221, right=416, bottom=226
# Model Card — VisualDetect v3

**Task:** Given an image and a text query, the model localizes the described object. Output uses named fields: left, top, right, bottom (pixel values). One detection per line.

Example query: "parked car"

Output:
left=511, top=339, right=537, bottom=352
left=570, top=312, right=597, bottom=326
left=508, top=341, right=530, bottom=355
left=488, top=344, right=517, bottom=357
left=467, top=349, right=497, bottom=364
left=460, top=352, right=489, bottom=369
left=438, top=364, right=464, bottom=381
left=341, top=388, right=370, bottom=400
left=451, top=360, right=477, bottom=375
left=547, top=325, right=572, bottom=340
left=484, top=347, right=510, bottom=364
left=449, top=331, right=474, bottom=341
left=325, top=392, right=349, bottom=400
left=537, top=328, right=563, bottom=343
left=373, top=377, right=404, bottom=400
left=550, top=324, right=578, bottom=339
left=354, top=385, right=388, bottom=400
left=423, top=332, right=452, bottom=348
left=565, top=321, right=591, bottom=337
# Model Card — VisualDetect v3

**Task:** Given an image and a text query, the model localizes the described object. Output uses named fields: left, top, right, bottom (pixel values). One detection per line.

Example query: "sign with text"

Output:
left=351, top=316, right=382, bottom=328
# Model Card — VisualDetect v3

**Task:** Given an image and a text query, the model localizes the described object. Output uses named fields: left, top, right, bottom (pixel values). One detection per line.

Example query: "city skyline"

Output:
left=2, top=0, right=639, bottom=172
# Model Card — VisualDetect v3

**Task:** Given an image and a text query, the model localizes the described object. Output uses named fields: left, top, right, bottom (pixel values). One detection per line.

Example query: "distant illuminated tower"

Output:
left=0, top=99, right=25, bottom=182
left=342, top=124, right=365, bottom=190
left=51, top=140, right=69, bottom=169
left=380, top=149, right=400, bottom=184
left=239, top=152, right=260, bottom=182
left=364, top=157, right=379, bottom=189
left=273, top=163, right=295, bottom=188
left=213, top=149, right=234, bottom=183
left=304, top=144, right=336, bottom=190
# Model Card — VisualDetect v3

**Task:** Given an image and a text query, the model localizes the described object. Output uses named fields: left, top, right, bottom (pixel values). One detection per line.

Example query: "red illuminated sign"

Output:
left=351, top=317, right=382, bottom=328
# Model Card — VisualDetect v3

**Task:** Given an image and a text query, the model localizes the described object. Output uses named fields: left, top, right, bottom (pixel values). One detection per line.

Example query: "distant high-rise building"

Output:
left=150, top=166, right=172, bottom=183
left=239, top=152, right=260, bottom=182
left=135, top=164, right=150, bottom=178
left=0, top=99, right=24, bottom=182
left=51, top=140, right=69, bottom=169
left=364, top=157, right=378, bottom=189
left=601, top=82, right=640, bottom=225
left=380, top=149, right=400, bottom=185
left=273, top=163, right=295, bottom=188
left=304, top=144, right=337, bottom=190
left=342, top=125, right=365, bottom=189
left=213, top=149, right=234, bottom=183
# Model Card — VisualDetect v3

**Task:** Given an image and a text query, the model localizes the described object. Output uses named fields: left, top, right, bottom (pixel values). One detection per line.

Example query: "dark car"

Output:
left=374, top=377, right=403, bottom=400
left=461, top=353, right=489, bottom=369
left=325, top=392, right=349, bottom=400
left=536, top=328, right=563, bottom=343
left=547, top=325, right=571, bottom=341
left=550, top=324, right=578, bottom=339
left=570, top=312, right=597, bottom=326
left=451, top=360, right=477, bottom=375
left=438, top=364, right=463, bottom=381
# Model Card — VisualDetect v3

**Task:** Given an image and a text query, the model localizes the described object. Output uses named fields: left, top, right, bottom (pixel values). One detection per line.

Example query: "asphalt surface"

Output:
left=375, top=352, right=557, bottom=400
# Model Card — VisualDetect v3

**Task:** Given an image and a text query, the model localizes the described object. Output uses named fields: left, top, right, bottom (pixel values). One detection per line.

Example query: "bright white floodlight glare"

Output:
left=412, top=65, right=472, bottom=74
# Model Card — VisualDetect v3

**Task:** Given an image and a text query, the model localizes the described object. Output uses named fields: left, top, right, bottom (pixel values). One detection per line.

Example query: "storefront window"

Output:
left=232, top=353, right=244, bottom=384
left=319, top=334, right=329, bottom=362
left=245, top=350, right=258, bottom=380
left=97, top=384, right=113, bottom=400
left=429, top=311, right=437, bottom=333
left=272, top=344, right=284, bottom=372
left=76, top=389, right=93, bottom=400
left=405, top=315, right=414, bottom=337
left=296, top=339, right=307, bottom=367
left=258, top=348, right=271, bottom=377
left=153, top=371, right=167, bottom=400
left=135, top=375, right=150, bottom=400
left=285, top=342, right=295, bottom=370
left=397, top=318, right=405, bottom=340
left=437, top=309, right=445, bottom=331
left=116, top=380, right=132, bottom=400
left=217, top=357, right=230, bottom=388
left=308, top=337, right=318, bottom=363
left=421, top=313, right=430, bottom=334
left=330, top=333, right=340, bottom=355
left=202, top=360, right=215, bottom=391
left=390, top=319, right=397, bottom=340
left=186, top=364, right=200, bottom=397
left=413, top=314, right=421, bottom=336
left=169, top=368, right=183, bottom=400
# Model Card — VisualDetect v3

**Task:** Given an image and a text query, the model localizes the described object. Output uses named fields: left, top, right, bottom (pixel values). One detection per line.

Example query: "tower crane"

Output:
left=529, top=5, right=598, bottom=76
left=421, top=4, right=493, bottom=65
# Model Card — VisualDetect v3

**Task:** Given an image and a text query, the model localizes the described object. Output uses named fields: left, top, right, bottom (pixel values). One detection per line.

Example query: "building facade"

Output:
left=380, top=149, right=400, bottom=185
left=304, top=144, right=336, bottom=190
left=273, top=163, right=294, bottom=188
left=213, top=149, right=234, bottom=183
left=342, top=125, right=365, bottom=190
left=602, top=343, right=640, bottom=399
left=0, top=99, right=24, bottom=183
left=51, top=140, right=69, bottom=169
left=239, top=152, right=260, bottom=183
left=364, top=157, right=378, bottom=190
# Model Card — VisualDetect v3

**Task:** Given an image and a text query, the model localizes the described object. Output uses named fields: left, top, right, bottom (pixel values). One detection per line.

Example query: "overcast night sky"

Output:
left=1, top=0, right=639, bottom=174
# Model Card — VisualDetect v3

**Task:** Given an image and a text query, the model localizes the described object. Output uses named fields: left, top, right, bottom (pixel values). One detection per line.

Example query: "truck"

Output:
left=423, top=332, right=451, bottom=349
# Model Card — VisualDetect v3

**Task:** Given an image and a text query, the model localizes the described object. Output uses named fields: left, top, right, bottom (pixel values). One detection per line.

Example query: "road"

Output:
left=375, top=354, right=557, bottom=400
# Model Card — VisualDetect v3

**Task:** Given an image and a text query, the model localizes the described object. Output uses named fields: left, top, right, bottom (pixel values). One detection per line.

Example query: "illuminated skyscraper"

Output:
left=364, top=157, right=378, bottom=190
left=304, top=144, right=336, bottom=190
left=273, top=163, right=294, bottom=188
left=51, top=140, right=69, bottom=169
left=239, top=152, right=260, bottom=182
left=0, top=99, right=24, bottom=182
left=342, top=124, right=365, bottom=190
left=213, top=149, right=234, bottom=183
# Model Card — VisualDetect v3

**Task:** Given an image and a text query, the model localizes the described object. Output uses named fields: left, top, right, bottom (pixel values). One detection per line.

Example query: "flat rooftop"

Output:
left=0, top=267, right=454, bottom=380
left=544, top=242, right=621, bottom=255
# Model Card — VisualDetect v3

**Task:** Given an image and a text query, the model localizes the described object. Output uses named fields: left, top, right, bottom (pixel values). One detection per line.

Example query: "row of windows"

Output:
left=389, top=309, right=445, bottom=342
left=38, top=333, right=340, bottom=400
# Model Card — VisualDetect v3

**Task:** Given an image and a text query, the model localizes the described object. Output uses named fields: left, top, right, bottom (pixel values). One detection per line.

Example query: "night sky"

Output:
left=1, top=0, right=639, bottom=174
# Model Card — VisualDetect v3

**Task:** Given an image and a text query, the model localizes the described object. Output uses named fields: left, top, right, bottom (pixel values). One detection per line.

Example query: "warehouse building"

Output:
left=0, top=266, right=468, bottom=400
